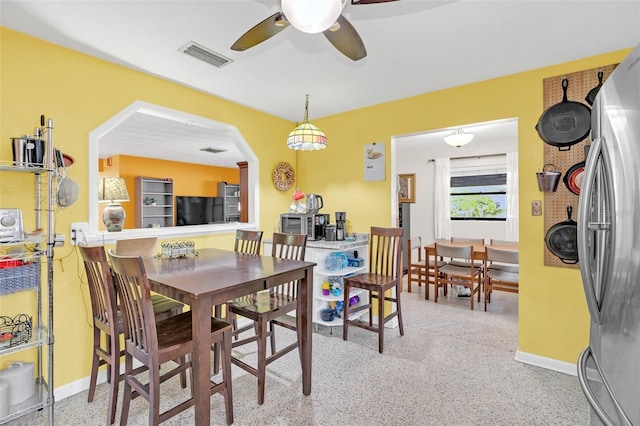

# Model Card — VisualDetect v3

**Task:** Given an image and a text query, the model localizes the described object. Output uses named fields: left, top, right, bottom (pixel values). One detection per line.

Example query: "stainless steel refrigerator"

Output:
left=577, top=41, right=640, bottom=426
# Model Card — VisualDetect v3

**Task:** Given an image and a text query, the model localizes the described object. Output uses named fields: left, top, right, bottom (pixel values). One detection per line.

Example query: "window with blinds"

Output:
left=450, top=173, right=507, bottom=221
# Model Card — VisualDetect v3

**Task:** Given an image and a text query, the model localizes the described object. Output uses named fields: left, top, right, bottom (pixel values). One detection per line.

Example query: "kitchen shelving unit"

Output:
left=0, top=118, right=55, bottom=425
left=263, top=238, right=370, bottom=328
left=217, top=182, right=240, bottom=222
left=309, top=245, right=369, bottom=328
left=135, top=176, right=174, bottom=228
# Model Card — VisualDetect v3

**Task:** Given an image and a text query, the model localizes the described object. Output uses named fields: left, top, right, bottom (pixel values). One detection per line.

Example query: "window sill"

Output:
left=82, top=222, right=257, bottom=246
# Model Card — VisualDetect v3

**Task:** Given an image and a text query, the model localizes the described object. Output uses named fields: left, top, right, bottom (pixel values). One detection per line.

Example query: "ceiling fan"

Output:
left=230, top=0, right=399, bottom=61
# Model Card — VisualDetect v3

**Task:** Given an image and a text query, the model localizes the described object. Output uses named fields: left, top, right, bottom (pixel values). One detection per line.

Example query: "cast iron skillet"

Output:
left=585, top=70, right=604, bottom=106
left=545, top=205, right=579, bottom=264
left=536, top=78, right=591, bottom=151
left=563, top=145, right=590, bottom=195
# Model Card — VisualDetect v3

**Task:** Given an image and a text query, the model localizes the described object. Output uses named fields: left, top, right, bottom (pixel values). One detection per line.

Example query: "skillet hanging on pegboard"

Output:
left=563, top=144, right=590, bottom=195
left=536, top=78, right=591, bottom=151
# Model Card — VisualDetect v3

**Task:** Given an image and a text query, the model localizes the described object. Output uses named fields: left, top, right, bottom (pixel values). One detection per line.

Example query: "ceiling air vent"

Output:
left=179, top=41, right=232, bottom=68
left=200, top=147, right=227, bottom=154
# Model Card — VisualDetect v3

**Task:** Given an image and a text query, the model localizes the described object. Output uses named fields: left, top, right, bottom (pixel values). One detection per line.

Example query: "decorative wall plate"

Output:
left=272, top=161, right=295, bottom=192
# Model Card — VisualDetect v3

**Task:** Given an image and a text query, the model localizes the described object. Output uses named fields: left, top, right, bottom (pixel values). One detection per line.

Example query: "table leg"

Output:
left=192, top=299, right=212, bottom=424
left=299, top=266, right=313, bottom=395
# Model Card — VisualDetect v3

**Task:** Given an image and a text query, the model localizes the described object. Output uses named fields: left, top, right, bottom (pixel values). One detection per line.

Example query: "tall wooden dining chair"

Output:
left=230, top=229, right=264, bottom=335
left=484, top=246, right=519, bottom=311
left=115, top=237, right=184, bottom=321
left=226, top=232, right=307, bottom=405
left=109, top=251, right=233, bottom=425
left=213, top=229, right=266, bottom=375
left=234, top=229, right=264, bottom=255
left=79, top=245, right=189, bottom=425
left=342, top=226, right=404, bottom=353
left=433, top=242, right=482, bottom=310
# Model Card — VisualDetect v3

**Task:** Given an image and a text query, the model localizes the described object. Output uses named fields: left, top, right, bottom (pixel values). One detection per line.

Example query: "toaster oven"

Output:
left=0, top=209, right=24, bottom=243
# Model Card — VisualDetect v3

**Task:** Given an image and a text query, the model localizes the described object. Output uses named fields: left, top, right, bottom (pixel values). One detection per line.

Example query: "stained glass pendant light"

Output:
left=287, top=95, right=328, bottom=151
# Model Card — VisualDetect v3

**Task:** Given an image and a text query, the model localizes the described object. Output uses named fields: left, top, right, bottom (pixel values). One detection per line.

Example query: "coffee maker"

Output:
left=335, top=212, right=346, bottom=241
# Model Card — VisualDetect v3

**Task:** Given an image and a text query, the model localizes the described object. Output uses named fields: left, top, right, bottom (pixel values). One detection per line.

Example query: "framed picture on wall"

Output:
left=398, top=173, right=415, bottom=203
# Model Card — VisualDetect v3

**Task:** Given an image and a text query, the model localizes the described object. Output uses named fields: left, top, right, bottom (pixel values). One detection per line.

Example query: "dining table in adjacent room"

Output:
left=142, top=247, right=316, bottom=425
left=424, top=241, right=519, bottom=261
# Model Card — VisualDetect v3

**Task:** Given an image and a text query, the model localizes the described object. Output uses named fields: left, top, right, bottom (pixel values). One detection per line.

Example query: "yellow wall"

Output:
left=0, top=26, right=634, bottom=389
left=302, top=50, right=632, bottom=362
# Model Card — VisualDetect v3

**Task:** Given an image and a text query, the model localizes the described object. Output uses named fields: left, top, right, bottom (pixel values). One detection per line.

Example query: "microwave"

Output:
left=280, top=213, right=330, bottom=241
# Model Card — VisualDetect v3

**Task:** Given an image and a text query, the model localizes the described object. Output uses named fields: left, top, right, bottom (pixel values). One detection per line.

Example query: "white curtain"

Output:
left=434, top=158, right=451, bottom=240
left=506, top=152, right=519, bottom=241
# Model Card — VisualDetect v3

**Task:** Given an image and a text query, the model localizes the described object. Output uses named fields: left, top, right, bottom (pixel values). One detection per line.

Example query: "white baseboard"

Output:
left=515, top=349, right=577, bottom=376
left=53, top=360, right=143, bottom=402
left=54, top=370, right=108, bottom=401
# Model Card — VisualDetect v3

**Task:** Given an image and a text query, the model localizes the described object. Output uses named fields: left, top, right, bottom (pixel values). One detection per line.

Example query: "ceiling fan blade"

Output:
left=323, top=15, right=366, bottom=61
left=351, top=0, right=399, bottom=4
left=231, top=12, right=288, bottom=51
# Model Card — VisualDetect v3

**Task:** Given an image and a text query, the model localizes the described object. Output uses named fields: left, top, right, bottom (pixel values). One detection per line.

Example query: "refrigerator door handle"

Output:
left=578, top=136, right=605, bottom=324
left=578, top=346, right=632, bottom=426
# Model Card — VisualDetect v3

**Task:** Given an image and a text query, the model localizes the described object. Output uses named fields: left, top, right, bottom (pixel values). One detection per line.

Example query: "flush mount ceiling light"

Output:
left=444, top=128, right=474, bottom=148
left=281, top=0, right=346, bottom=33
left=287, top=94, right=328, bottom=151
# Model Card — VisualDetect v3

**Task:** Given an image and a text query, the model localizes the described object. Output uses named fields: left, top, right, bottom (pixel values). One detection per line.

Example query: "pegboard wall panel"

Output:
left=541, top=64, right=617, bottom=267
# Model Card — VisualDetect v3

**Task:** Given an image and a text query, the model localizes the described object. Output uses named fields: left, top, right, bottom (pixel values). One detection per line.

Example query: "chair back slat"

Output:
left=489, top=239, right=518, bottom=247
left=409, top=236, right=422, bottom=251
left=451, top=237, right=485, bottom=245
left=435, top=242, right=473, bottom=260
left=79, top=245, right=117, bottom=328
left=486, top=246, right=519, bottom=264
left=270, top=233, right=307, bottom=297
left=109, top=251, right=159, bottom=357
left=235, top=230, right=264, bottom=255
left=115, top=237, right=158, bottom=258
left=369, top=227, right=403, bottom=278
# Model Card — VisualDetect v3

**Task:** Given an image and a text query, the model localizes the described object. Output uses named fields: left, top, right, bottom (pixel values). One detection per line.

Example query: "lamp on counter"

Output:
left=444, top=128, right=474, bottom=148
left=280, top=0, right=345, bottom=33
left=287, top=94, right=328, bottom=151
left=98, top=177, right=130, bottom=232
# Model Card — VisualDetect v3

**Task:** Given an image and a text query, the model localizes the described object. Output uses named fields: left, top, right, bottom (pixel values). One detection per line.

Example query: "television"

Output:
left=176, top=196, right=223, bottom=226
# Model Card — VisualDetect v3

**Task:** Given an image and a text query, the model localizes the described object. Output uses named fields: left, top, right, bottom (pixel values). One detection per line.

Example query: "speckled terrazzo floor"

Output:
left=6, top=278, right=589, bottom=425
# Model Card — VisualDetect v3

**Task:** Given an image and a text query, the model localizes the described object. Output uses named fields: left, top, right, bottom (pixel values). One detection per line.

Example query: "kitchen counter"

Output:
left=264, top=233, right=368, bottom=250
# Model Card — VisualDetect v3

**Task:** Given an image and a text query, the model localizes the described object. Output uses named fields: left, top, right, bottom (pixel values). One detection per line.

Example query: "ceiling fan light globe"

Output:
left=281, top=0, right=344, bottom=34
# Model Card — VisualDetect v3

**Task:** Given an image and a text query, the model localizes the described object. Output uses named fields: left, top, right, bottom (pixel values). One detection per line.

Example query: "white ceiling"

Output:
left=2, top=0, right=639, bottom=165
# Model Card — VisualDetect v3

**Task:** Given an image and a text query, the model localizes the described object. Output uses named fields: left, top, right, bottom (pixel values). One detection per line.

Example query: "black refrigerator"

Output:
left=398, top=203, right=410, bottom=273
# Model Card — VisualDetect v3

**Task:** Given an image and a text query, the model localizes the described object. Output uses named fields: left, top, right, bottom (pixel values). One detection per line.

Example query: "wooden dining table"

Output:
left=143, top=248, right=316, bottom=425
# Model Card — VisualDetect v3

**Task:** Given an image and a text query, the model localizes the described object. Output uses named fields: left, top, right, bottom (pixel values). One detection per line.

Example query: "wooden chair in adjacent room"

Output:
left=407, top=237, right=426, bottom=293
left=115, top=237, right=184, bottom=321
left=109, top=251, right=233, bottom=425
left=407, top=236, right=445, bottom=300
left=484, top=246, right=519, bottom=311
left=433, top=242, right=483, bottom=310
left=342, top=226, right=404, bottom=353
left=489, top=238, right=518, bottom=248
left=78, top=245, right=189, bottom=425
left=225, top=232, right=307, bottom=405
